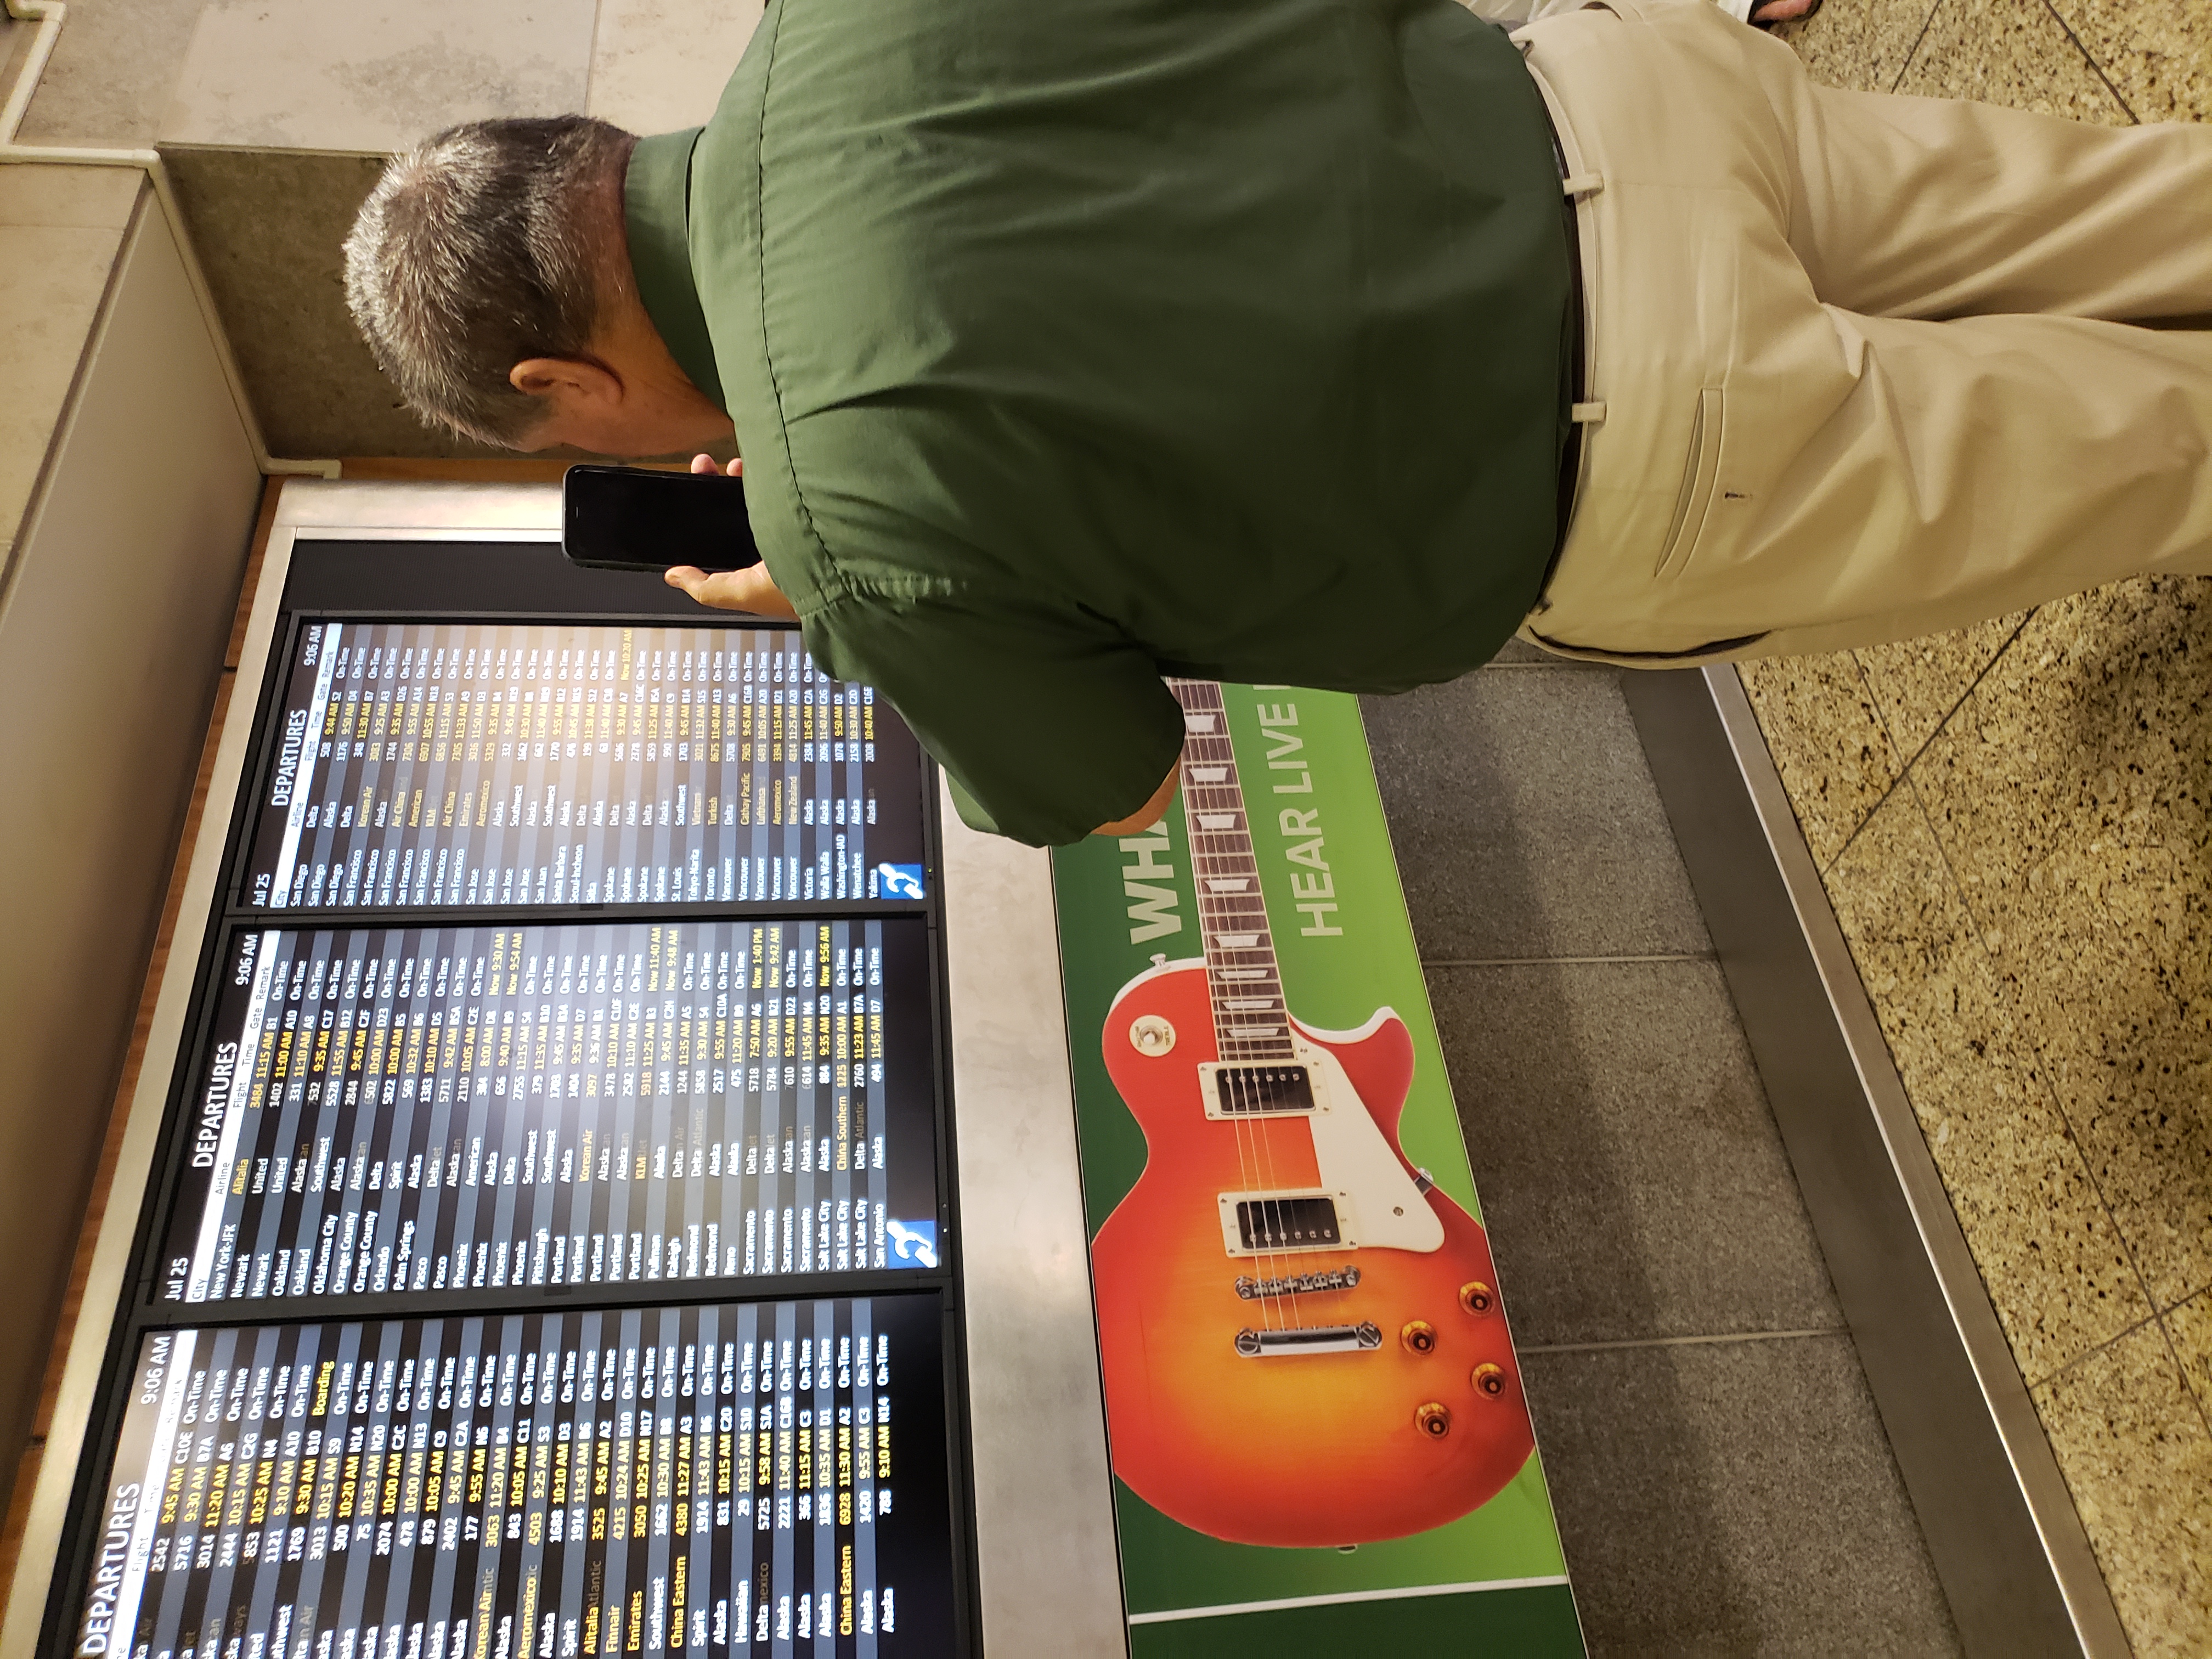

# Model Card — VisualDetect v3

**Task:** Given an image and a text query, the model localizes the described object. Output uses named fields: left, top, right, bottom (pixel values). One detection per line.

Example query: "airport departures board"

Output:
left=47, top=541, right=972, bottom=1658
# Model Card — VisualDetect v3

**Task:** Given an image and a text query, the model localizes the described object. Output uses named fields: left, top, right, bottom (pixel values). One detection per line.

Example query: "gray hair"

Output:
left=343, top=115, right=635, bottom=446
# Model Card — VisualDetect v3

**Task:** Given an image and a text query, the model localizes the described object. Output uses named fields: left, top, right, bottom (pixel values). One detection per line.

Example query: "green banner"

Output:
left=1051, top=684, right=1583, bottom=1654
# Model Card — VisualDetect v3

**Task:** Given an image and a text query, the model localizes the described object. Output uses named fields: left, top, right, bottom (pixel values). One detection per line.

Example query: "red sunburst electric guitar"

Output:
left=1090, top=678, right=1534, bottom=1547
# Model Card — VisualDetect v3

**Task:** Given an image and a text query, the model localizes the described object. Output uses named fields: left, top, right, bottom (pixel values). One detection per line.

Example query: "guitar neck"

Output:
left=1167, top=679, right=1295, bottom=1063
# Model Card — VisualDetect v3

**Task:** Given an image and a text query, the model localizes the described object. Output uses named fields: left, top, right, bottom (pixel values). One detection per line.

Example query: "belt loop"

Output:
left=1534, top=64, right=1593, bottom=603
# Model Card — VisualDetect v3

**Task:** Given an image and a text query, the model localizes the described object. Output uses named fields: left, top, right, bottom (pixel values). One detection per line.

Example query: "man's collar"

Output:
left=624, top=128, right=726, bottom=411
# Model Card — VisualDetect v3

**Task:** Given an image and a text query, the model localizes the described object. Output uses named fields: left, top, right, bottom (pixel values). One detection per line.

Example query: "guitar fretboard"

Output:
left=1168, top=678, right=1294, bottom=1063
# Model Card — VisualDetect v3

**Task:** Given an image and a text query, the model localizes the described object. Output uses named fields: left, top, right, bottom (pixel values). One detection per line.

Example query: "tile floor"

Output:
left=1740, top=5, right=2212, bottom=1649
left=1367, top=665, right=1962, bottom=1655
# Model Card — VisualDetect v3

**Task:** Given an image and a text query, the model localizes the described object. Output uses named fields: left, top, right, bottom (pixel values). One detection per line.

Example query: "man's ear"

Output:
left=509, top=356, right=624, bottom=405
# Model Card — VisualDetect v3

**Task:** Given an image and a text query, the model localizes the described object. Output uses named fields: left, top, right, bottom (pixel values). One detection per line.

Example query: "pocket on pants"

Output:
left=1657, top=386, right=1724, bottom=579
left=1522, top=627, right=1769, bottom=665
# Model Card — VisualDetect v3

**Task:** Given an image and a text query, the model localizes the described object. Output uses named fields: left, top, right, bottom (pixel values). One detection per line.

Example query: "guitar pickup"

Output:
left=1220, top=1192, right=1344, bottom=1256
left=1234, top=1323, right=1383, bottom=1357
left=1201, top=1062, right=1317, bottom=1118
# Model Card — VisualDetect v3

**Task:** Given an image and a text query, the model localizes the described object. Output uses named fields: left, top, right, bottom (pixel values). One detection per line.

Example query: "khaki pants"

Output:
left=1515, top=0, right=2212, bottom=663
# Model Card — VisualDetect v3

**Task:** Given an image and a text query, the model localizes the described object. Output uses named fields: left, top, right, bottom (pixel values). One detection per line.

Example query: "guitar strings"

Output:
left=1224, top=684, right=1304, bottom=1333
left=1173, top=678, right=1303, bottom=1336
left=1171, top=679, right=1269, bottom=1334
left=1229, top=696, right=1304, bottom=1335
left=1175, top=680, right=1274, bottom=1335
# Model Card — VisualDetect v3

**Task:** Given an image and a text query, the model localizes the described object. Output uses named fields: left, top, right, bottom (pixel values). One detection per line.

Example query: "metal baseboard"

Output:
left=1621, top=666, right=2128, bottom=1659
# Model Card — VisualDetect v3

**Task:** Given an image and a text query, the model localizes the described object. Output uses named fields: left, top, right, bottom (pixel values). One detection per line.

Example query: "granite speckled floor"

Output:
left=1741, top=0, right=2212, bottom=1645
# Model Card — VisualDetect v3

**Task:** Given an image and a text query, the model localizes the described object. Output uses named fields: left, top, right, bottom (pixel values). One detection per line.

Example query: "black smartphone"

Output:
left=561, top=463, right=763, bottom=574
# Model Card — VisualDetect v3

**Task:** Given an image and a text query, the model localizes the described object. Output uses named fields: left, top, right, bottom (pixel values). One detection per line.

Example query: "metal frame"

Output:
left=3, top=480, right=1108, bottom=1657
left=1621, top=665, right=2129, bottom=1659
left=935, top=776, right=1127, bottom=1656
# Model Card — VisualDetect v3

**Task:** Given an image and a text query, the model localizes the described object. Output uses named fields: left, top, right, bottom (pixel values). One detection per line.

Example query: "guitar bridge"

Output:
left=1234, top=1323, right=1383, bottom=1357
left=1234, top=1265, right=1361, bottom=1300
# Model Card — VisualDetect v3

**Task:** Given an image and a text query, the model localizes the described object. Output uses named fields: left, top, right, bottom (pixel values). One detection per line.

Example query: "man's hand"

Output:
left=663, top=454, right=799, bottom=618
left=1092, top=764, right=1179, bottom=837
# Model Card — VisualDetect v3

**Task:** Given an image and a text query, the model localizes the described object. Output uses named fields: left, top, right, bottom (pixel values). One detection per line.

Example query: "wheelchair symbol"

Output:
left=886, top=1219, right=938, bottom=1268
left=877, top=862, right=927, bottom=900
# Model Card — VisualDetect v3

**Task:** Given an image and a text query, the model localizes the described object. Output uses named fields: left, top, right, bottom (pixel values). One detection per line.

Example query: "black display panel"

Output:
left=241, top=621, right=930, bottom=911
left=74, top=1296, right=955, bottom=1657
left=161, top=919, right=941, bottom=1307
left=44, top=539, right=975, bottom=1657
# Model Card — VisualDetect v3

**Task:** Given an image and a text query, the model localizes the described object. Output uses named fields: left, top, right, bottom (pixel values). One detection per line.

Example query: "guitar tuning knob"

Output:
left=1413, top=1402, right=1452, bottom=1439
left=1458, top=1280, right=1496, bottom=1317
left=1471, top=1362, right=1508, bottom=1399
left=1127, top=1014, right=1176, bottom=1056
left=1400, top=1321, right=1437, bottom=1355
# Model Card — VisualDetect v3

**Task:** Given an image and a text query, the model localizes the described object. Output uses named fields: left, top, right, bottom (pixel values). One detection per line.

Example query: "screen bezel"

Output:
left=146, top=914, right=949, bottom=1320
left=84, top=1291, right=963, bottom=1659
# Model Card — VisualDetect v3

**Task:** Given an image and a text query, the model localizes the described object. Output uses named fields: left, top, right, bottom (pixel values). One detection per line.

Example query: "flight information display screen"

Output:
left=241, top=622, right=930, bottom=911
left=161, top=919, right=941, bottom=1307
left=75, top=1295, right=955, bottom=1658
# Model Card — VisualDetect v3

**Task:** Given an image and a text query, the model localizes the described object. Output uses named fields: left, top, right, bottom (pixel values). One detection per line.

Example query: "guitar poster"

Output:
left=1052, top=685, right=1585, bottom=1656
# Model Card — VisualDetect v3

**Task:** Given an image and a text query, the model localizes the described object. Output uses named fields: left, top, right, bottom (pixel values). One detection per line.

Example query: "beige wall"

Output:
left=159, top=0, right=761, bottom=147
left=148, top=0, right=768, bottom=460
left=0, top=187, right=262, bottom=1527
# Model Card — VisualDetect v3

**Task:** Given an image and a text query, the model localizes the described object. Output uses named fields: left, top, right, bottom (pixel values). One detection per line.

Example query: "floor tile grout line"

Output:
left=1903, top=768, right=1992, bottom=952
left=2036, top=0, right=2140, bottom=122
left=1911, top=755, right=2172, bottom=1369
left=1898, top=758, right=2171, bottom=1395
left=1421, top=952, right=1717, bottom=967
left=1519, top=1328, right=1851, bottom=1356
left=1886, top=0, right=1951, bottom=93
left=2152, top=1279, right=2212, bottom=1322
left=1812, top=656, right=1921, bottom=878
left=2155, top=1286, right=2212, bottom=1436
left=1892, top=611, right=2036, bottom=785
left=2026, top=1229, right=2176, bottom=1407
left=1815, top=766, right=1903, bottom=879
left=2151, top=1309, right=2212, bottom=1447
left=2028, top=1305, right=2172, bottom=1395
left=1817, top=611, right=2033, bottom=878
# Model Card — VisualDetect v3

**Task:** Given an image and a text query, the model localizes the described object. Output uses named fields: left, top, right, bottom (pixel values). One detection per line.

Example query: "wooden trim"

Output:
left=224, top=478, right=283, bottom=670
left=336, top=457, right=695, bottom=483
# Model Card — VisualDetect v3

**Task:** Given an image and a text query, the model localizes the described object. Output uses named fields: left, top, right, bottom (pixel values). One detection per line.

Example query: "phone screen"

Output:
left=561, top=464, right=763, bottom=573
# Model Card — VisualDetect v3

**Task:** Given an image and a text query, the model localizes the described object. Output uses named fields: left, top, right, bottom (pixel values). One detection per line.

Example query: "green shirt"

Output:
left=625, top=0, right=1570, bottom=846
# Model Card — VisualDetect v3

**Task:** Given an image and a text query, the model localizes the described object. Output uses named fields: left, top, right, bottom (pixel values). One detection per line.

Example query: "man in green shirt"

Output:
left=345, top=0, right=2212, bottom=845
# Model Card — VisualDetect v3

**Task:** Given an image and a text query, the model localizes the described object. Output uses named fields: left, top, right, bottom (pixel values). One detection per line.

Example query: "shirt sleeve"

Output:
left=800, top=589, right=1185, bottom=848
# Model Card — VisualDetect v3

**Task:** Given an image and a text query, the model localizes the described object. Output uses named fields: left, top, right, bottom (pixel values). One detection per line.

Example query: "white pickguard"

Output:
left=1206, top=1036, right=1443, bottom=1256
